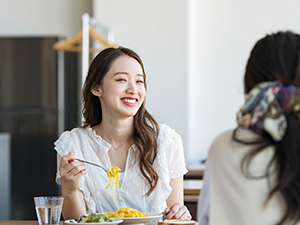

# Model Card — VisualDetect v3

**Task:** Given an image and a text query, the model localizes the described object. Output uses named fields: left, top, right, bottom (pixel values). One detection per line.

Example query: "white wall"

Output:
left=93, top=0, right=189, bottom=160
left=188, top=0, right=300, bottom=163
left=2, top=0, right=300, bottom=166
left=0, top=0, right=92, bottom=37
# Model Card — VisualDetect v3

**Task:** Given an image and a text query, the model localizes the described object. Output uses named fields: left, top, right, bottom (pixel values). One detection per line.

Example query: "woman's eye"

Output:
left=137, top=80, right=144, bottom=84
left=116, top=78, right=126, bottom=82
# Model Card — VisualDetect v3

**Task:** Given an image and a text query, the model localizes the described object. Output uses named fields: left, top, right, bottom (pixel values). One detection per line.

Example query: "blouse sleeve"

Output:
left=54, top=131, right=73, bottom=185
left=166, top=131, right=188, bottom=179
left=53, top=129, right=96, bottom=213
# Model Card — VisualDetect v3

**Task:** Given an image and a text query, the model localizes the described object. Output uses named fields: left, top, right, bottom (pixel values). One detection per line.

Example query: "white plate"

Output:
left=64, top=218, right=124, bottom=225
left=117, top=213, right=163, bottom=224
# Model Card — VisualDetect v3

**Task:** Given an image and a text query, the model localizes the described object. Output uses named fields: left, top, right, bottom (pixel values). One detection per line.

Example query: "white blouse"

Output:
left=54, top=123, right=187, bottom=214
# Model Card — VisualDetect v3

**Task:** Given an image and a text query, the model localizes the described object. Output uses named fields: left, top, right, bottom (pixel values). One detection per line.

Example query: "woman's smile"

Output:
left=121, top=97, right=138, bottom=106
left=98, top=55, right=146, bottom=118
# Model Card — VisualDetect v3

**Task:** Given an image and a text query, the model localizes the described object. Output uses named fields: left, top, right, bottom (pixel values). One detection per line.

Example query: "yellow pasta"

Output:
left=104, top=207, right=148, bottom=218
left=106, top=166, right=121, bottom=203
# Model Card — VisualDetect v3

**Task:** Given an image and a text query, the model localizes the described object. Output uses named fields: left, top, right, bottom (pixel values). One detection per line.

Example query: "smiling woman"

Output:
left=90, top=54, right=146, bottom=120
left=54, top=46, right=192, bottom=222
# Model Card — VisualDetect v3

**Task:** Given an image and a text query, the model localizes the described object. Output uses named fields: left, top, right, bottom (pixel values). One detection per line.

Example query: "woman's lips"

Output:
left=121, top=97, right=138, bottom=106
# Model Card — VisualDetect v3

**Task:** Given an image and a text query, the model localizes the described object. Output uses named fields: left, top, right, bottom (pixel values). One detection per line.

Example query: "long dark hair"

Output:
left=82, top=46, right=159, bottom=196
left=234, top=31, right=300, bottom=225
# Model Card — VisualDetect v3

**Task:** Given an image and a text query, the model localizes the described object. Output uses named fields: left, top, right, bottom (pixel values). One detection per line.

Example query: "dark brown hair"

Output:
left=82, top=46, right=159, bottom=196
left=234, top=31, right=300, bottom=225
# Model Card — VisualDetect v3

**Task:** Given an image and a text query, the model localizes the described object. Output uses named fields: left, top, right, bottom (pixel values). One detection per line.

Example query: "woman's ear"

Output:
left=91, top=85, right=102, bottom=97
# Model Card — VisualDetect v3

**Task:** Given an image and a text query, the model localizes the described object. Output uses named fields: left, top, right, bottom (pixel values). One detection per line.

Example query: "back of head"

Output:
left=245, top=31, right=300, bottom=92
left=240, top=31, right=300, bottom=225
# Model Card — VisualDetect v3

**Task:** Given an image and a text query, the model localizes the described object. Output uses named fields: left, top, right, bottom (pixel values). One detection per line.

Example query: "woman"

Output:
left=55, top=46, right=191, bottom=221
left=197, top=31, right=300, bottom=225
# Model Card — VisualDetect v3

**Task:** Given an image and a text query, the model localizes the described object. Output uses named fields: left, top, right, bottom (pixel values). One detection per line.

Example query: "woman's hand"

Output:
left=163, top=203, right=192, bottom=221
left=165, top=176, right=191, bottom=220
left=59, top=152, right=87, bottom=193
left=58, top=152, right=87, bottom=219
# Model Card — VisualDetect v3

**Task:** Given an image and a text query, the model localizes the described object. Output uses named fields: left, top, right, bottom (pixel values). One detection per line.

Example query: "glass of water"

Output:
left=34, top=196, right=64, bottom=225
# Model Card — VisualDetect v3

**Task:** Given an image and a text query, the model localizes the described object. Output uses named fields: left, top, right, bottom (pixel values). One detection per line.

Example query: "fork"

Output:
left=76, top=158, right=107, bottom=172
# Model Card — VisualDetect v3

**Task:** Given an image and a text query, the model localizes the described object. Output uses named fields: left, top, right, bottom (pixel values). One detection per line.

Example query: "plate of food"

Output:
left=64, top=212, right=124, bottom=225
left=120, top=213, right=163, bottom=224
left=157, top=219, right=198, bottom=225
left=104, top=207, right=162, bottom=224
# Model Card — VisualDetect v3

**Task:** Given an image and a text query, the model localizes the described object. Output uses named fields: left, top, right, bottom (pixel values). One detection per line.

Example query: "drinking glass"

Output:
left=34, top=196, right=64, bottom=225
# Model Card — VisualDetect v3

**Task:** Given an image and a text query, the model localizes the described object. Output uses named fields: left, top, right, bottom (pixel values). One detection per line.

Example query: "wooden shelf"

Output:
left=184, top=180, right=203, bottom=195
left=184, top=164, right=206, bottom=180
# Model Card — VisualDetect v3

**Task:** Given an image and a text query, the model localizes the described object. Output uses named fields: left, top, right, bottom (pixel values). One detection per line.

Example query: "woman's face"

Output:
left=94, top=55, right=146, bottom=119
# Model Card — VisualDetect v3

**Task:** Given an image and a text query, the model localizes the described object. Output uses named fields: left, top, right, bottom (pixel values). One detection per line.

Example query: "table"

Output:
left=0, top=222, right=64, bottom=225
left=2, top=177, right=204, bottom=225
left=0, top=221, right=159, bottom=225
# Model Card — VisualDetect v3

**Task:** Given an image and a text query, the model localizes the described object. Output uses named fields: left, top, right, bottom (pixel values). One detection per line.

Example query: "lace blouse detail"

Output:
left=54, top=123, right=187, bottom=214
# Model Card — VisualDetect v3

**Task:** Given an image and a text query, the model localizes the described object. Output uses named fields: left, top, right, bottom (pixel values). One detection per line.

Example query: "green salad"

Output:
left=78, top=212, right=112, bottom=223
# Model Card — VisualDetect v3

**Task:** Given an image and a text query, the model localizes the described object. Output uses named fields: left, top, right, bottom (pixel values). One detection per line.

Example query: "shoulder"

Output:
left=157, top=123, right=181, bottom=144
left=209, top=128, right=263, bottom=153
left=208, top=128, right=271, bottom=165
left=208, top=129, right=235, bottom=159
left=156, top=123, right=184, bottom=158
left=158, top=123, right=174, bottom=132
left=158, top=123, right=179, bottom=137
left=210, top=129, right=234, bottom=148
left=54, top=127, right=89, bottom=156
left=58, top=127, right=84, bottom=138
left=55, top=127, right=87, bottom=145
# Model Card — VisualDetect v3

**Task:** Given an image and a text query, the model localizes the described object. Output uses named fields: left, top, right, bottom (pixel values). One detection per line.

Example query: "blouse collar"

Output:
left=86, top=126, right=137, bottom=152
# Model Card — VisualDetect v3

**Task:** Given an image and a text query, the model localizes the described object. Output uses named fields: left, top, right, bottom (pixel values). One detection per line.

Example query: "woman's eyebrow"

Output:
left=113, top=72, right=129, bottom=76
left=113, top=72, right=144, bottom=76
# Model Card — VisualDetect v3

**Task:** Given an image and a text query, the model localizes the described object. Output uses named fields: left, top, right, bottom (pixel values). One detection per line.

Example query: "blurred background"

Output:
left=1, top=0, right=300, bottom=221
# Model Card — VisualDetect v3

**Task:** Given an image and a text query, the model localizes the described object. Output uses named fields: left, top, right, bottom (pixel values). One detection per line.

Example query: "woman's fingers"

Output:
left=63, top=162, right=86, bottom=179
left=164, top=203, right=192, bottom=220
left=177, top=209, right=192, bottom=220
left=59, top=152, right=86, bottom=184
left=164, top=203, right=179, bottom=219
left=61, top=161, right=86, bottom=178
left=58, top=152, right=87, bottom=194
left=59, top=152, right=76, bottom=169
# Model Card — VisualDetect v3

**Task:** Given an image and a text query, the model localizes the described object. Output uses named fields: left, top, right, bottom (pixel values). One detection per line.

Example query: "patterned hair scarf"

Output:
left=237, top=80, right=300, bottom=141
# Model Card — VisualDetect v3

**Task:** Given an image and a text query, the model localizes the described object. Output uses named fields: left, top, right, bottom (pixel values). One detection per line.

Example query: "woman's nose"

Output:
left=126, top=81, right=138, bottom=94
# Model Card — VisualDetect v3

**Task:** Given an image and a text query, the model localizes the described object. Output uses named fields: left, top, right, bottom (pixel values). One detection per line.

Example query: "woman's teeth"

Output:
left=122, top=98, right=136, bottom=103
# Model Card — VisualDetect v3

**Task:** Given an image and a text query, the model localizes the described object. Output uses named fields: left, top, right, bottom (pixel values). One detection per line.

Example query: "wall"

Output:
left=0, top=0, right=92, bottom=37
left=188, top=0, right=300, bottom=163
left=93, top=0, right=189, bottom=161
left=0, top=0, right=190, bottom=163
left=2, top=0, right=300, bottom=166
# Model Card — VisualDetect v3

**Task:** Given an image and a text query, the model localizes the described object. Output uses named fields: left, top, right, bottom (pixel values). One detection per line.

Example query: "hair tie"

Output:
left=237, top=80, right=300, bottom=141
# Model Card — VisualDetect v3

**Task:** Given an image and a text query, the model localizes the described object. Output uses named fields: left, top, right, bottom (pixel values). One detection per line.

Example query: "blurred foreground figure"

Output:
left=198, top=31, right=300, bottom=225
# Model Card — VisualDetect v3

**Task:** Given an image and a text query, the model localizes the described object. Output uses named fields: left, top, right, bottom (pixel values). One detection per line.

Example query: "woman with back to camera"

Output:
left=54, top=46, right=191, bottom=221
left=197, top=31, right=300, bottom=225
